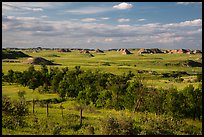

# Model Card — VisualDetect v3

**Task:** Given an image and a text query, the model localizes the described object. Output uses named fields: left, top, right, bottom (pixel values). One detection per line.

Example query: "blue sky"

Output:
left=2, top=2, right=202, bottom=50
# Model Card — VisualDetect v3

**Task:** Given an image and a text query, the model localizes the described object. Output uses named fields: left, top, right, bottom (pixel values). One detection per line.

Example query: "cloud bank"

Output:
left=2, top=14, right=202, bottom=50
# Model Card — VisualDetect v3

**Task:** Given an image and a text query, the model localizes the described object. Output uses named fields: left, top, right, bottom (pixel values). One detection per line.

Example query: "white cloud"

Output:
left=176, top=2, right=202, bottom=5
left=2, top=2, right=44, bottom=12
left=179, top=19, right=202, bottom=26
left=118, top=18, right=130, bottom=23
left=3, top=2, right=56, bottom=9
left=164, top=19, right=202, bottom=27
left=65, top=7, right=113, bottom=14
left=81, top=18, right=97, bottom=22
left=3, top=15, right=39, bottom=23
left=142, top=23, right=160, bottom=27
left=26, top=7, right=43, bottom=11
left=117, top=25, right=130, bottom=28
left=2, top=15, right=202, bottom=50
left=138, top=19, right=146, bottom=22
left=113, top=2, right=133, bottom=10
left=2, top=24, right=8, bottom=30
left=15, top=16, right=38, bottom=21
left=41, top=15, right=48, bottom=18
left=104, top=38, right=113, bottom=42
left=100, top=17, right=110, bottom=20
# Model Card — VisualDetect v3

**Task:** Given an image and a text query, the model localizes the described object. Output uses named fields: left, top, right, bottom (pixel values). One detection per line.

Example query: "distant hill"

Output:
left=2, top=50, right=31, bottom=59
left=22, top=57, right=60, bottom=65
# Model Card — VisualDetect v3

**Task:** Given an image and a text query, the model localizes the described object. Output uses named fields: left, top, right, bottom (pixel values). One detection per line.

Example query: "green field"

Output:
left=2, top=50, right=202, bottom=90
left=2, top=50, right=202, bottom=135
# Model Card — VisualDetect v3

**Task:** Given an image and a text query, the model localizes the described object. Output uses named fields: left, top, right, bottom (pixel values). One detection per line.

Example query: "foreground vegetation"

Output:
left=2, top=88, right=202, bottom=135
left=2, top=65, right=202, bottom=135
left=2, top=49, right=202, bottom=135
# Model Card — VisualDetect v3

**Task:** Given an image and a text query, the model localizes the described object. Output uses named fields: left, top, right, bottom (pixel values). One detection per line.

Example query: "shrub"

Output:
left=181, top=125, right=202, bottom=135
left=2, top=96, right=29, bottom=129
left=138, top=113, right=201, bottom=135
left=53, top=124, right=62, bottom=135
left=100, top=113, right=141, bottom=135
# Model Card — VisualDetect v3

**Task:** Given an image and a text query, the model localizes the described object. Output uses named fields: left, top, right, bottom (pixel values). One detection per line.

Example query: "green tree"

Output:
left=183, top=85, right=202, bottom=120
left=96, top=90, right=112, bottom=108
left=51, top=72, right=63, bottom=93
left=40, top=64, right=49, bottom=86
left=124, top=80, right=141, bottom=111
left=106, top=75, right=127, bottom=110
left=7, top=69, right=15, bottom=83
left=58, top=79, right=67, bottom=99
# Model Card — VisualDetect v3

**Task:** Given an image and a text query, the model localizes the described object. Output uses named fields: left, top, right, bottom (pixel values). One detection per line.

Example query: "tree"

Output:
left=19, top=71, right=30, bottom=86
left=132, top=74, right=146, bottom=112
left=13, top=71, right=23, bottom=83
left=106, top=75, right=127, bottom=110
left=77, top=85, right=99, bottom=105
left=75, top=66, right=82, bottom=76
left=58, top=78, right=67, bottom=99
left=28, top=65, right=35, bottom=73
left=28, top=77, right=39, bottom=92
left=62, top=67, right=69, bottom=75
left=40, top=64, right=49, bottom=86
left=51, top=72, right=63, bottom=93
left=183, top=85, right=202, bottom=120
left=95, top=90, right=112, bottom=108
left=7, top=69, right=15, bottom=83
left=28, top=70, right=43, bottom=92
left=124, top=80, right=140, bottom=111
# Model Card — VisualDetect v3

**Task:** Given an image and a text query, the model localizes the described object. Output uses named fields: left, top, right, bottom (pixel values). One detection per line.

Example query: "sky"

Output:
left=2, top=2, right=202, bottom=50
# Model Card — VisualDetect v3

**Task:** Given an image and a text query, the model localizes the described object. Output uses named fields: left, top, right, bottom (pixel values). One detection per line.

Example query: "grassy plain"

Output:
left=2, top=50, right=202, bottom=90
left=2, top=49, right=202, bottom=135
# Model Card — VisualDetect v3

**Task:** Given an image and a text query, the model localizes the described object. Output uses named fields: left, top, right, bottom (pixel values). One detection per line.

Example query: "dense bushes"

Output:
left=2, top=65, right=202, bottom=120
left=139, top=112, right=201, bottom=135
left=100, top=113, right=141, bottom=135
left=2, top=95, right=29, bottom=129
left=100, top=111, right=202, bottom=135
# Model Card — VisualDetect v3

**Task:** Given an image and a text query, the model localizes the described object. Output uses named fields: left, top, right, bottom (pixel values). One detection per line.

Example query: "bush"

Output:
left=53, top=124, right=62, bottom=135
left=181, top=125, right=202, bottom=135
left=100, top=113, right=141, bottom=135
left=139, top=113, right=202, bottom=135
left=2, top=96, right=29, bottom=129
left=140, top=114, right=177, bottom=135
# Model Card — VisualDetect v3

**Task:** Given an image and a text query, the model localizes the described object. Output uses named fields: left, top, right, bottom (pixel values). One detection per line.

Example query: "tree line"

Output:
left=2, top=65, right=202, bottom=120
